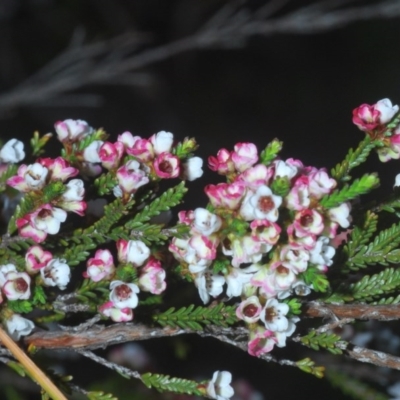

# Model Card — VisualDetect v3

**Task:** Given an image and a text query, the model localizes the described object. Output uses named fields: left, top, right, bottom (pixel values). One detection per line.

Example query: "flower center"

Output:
left=265, top=306, right=277, bottom=322
left=116, top=284, right=132, bottom=299
left=159, top=160, right=172, bottom=173
left=14, top=277, right=28, bottom=293
left=300, top=214, right=313, bottom=226
left=258, top=196, right=274, bottom=212
left=276, top=265, right=289, bottom=275
left=243, top=304, right=258, bottom=317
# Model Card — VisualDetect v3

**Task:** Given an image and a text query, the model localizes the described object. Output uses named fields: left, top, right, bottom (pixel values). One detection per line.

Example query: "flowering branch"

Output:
left=2, top=97, right=400, bottom=398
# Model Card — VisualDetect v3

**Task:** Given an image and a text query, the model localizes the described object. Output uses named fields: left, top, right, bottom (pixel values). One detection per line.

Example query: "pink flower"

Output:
left=138, top=258, right=166, bottom=294
left=25, top=245, right=53, bottom=273
left=352, top=103, right=381, bottom=131
left=250, top=219, right=281, bottom=245
left=307, top=168, right=336, bottom=199
left=54, top=119, right=92, bottom=143
left=248, top=327, right=277, bottom=356
left=117, top=131, right=138, bottom=148
left=84, top=249, right=115, bottom=282
left=116, top=160, right=149, bottom=194
left=231, top=143, right=258, bottom=172
left=153, top=152, right=180, bottom=178
left=99, top=301, right=133, bottom=322
left=7, top=163, right=48, bottom=192
left=205, top=182, right=246, bottom=210
left=2, top=271, right=31, bottom=300
left=236, top=164, right=272, bottom=190
left=16, top=213, right=47, bottom=243
left=286, top=176, right=311, bottom=211
left=208, top=148, right=234, bottom=175
left=126, top=138, right=154, bottom=162
left=292, top=209, right=324, bottom=237
left=99, top=141, right=124, bottom=170
left=109, top=280, right=140, bottom=309
left=38, top=157, right=78, bottom=182
left=236, top=296, right=262, bottom=323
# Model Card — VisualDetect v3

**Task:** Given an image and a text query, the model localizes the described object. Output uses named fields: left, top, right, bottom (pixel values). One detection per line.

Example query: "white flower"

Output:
left=194, top=273, right=225, bottom=304
left=182, top=156, right=203, bottom=181
left=192, top=208, right=222, bottom=236
left=2, top=271, right=31, bottom=300
left=0, top=263, right=17, bottom=286
left=309, top=236, right=335, bottom=267
left=375, top=98, right=399, bottom=124
left=33, top=205, right=67, bottom=235
left=109, top=280, right=140, bottom=309
left=5, top=314, right=35, bottom=340
left=25, top=163, right=48, bottom=190
left=275, top=316, right=299, bottom=347
left=260, top=298, right=289, bottom=332
left=0, top=139, right=25, bottom=163
left=150, top=131, right=174, bottom=154
left=395, top=174, right=400, bottom=188
left=40, top=258, right=71, bottom=290
left=273, top=160, right=298, bottom=179
left=62, top=179, right=85, bottom=201
left=328, top=202, right=351, bottom=228
left=206, top=371, right=234, bottom=400
left=83, top=140, right=103, bottom=163
left=240, top=185, right=282, bottom=222
left=126, top=240, right=150, bottom=266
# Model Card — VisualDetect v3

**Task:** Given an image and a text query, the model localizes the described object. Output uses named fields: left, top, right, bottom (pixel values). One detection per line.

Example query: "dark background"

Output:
left=1, top=0, right=400, bottom=399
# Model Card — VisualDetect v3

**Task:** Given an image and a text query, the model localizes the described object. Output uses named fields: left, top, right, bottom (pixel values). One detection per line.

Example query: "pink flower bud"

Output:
left=138, top=258, right=166, bottom=294
left=25, top=245, right=53, bottom=274
left=153, top=152, right=180, bottom=179
left=231, top=142, right=258, bottom=172
left=116, top=160, right=149, bottom=194
left=99, top=301, right=133, bottom=322
left=84, top=249, right=115, bottom=282
left=99, top=141, right=124, bottom=170
left=54, top=119, right=92, bottom=143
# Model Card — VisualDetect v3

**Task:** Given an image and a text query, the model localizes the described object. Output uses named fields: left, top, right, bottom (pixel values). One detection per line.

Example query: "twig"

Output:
left=0, top=326, right=67, bottom=400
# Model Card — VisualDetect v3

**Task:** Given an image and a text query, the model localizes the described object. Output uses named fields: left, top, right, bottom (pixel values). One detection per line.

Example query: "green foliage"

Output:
left=76, top=279, right=109, bottom=304
left=153, top=303, right=238, bottom=330
left=331, top=136, right=376, bottom=182
left=346, top=267, right=400, bottom=302
left=32, top=286, right=47, bottom=305
left=344, top=211, right=378, bottom=259
left=300, top=330, right=344, bottom=355
left=0, top=164, right=18, bottom=192
left=139, top=295, right=163, bottom=306
left=320, top=173, right=379, bottom=209
left=296, top=358, right=325, bottom=378
left=172, top=137, right=198, bottom=158
left=326, top=370, right=389, bottom=400
left=77, top=129, right=108, bottom=152
left=283, top=298, right=302, bottom=315
left=259, top=139, right=283, bottom=165
left=7, top=300, right=33, bottom=314
left=115, top=264, right=138, bottom=282
left=126, top=182, right=187, bottom=229
left=346, top=222, right=400, bottom=269
left=301, top=266, right=330, bottom=293
left=141, top=373, right=202, bottom=396
left=87, top=391, right=118, bottom=400
left=8, top=194, right=36, bottom=234
left=270, top=176, right=291, bottom=197
left=30, top=131, right=52, bottom=156
left=212, top=259, right=230, bottom=274
left=94, top=172, right=118, bottom=196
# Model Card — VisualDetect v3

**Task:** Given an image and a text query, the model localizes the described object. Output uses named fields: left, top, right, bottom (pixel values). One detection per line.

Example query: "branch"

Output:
left=1, top=0, right=400, bottom=114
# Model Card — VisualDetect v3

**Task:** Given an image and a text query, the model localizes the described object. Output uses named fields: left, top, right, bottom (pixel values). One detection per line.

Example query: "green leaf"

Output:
left=172, top=137, right=198, bottom=158
left=346, top=222, right=400, bottom=269
left=320, top=173, right=379, bottom=209
left=296, top=358, right=325, bottom=378
left=283, top=298, right=302, bottom=315
left=126, top=182, right=187, bottom=229
left=141, top=373, right=202, bottom=396
left=32, top=285, right=47, bottom=305
left=300, top=330, right=344, bottom=355
left=153, top=303, right=238, bottom=330
left=301, top=266, right=330, bottom=293
left=259, top=139, right=283, bottom=165
left=7, top=300, right=33, bottom=314
left=87, top=391, right=118, bottom=400
left=331, top=136, right=376, bottom=182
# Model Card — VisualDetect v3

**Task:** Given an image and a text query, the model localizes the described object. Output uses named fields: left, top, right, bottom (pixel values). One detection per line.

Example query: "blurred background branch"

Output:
left=1, top=0, right=400, bottom=116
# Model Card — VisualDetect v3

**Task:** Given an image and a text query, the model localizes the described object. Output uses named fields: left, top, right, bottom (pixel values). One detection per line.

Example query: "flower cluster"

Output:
left=7, top=157, right=85, bottom=242
left=170, top=142, right=351, bottom=355
left=352, top=98, right=400, bottom=162
left=94, top=240, right=167, bottom=322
